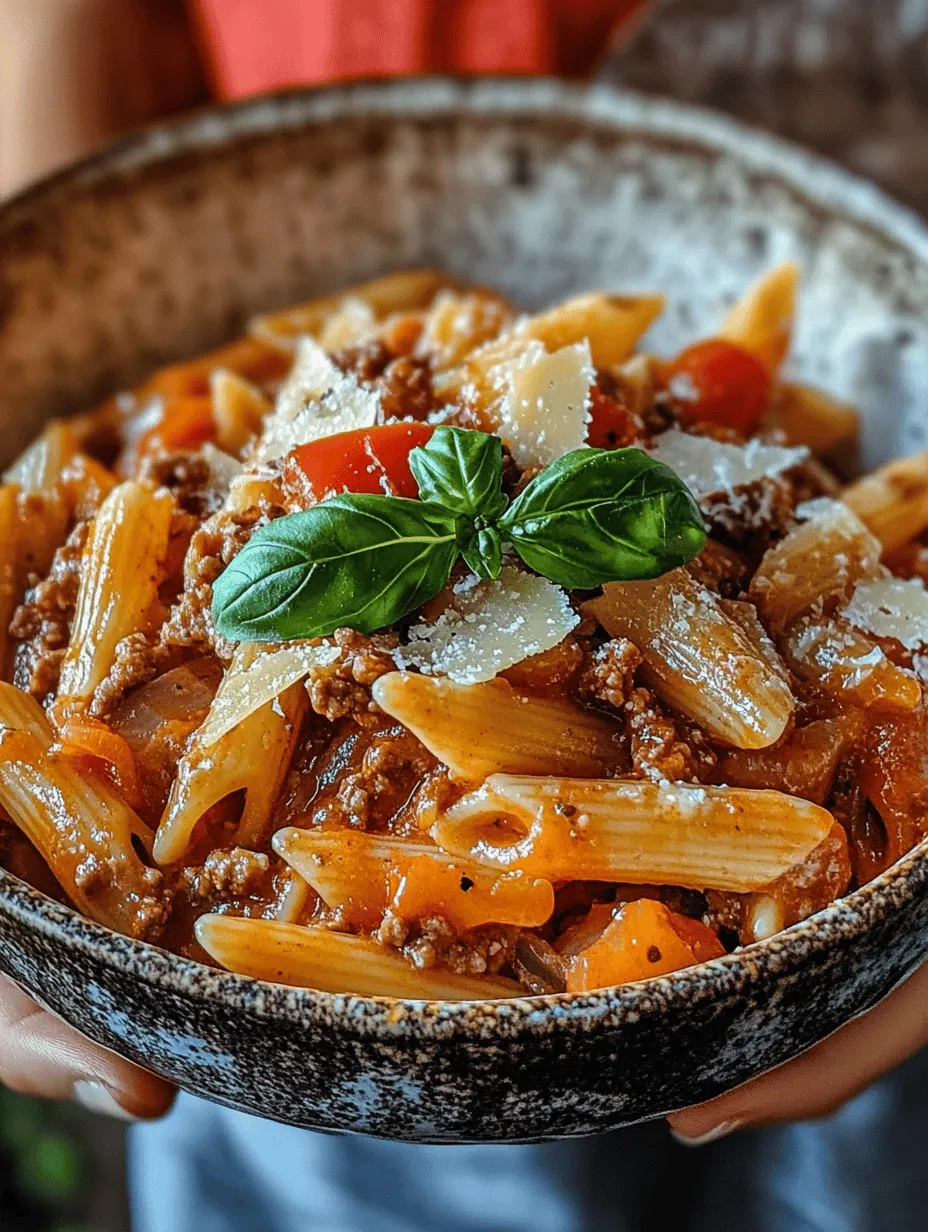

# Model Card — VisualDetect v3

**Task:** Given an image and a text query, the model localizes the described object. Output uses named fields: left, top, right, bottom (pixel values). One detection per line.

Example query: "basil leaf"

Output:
left=461, top=523, right=503, bottom=580
left=213, top=495, right=462, bottom=642
left=499, top=448, right=706, bottom=589
left=409, top=427, right=507, bottom=519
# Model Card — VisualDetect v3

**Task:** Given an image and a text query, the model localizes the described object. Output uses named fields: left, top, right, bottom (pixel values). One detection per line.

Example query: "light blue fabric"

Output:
left=129, top=1047, right=928, bottom=1232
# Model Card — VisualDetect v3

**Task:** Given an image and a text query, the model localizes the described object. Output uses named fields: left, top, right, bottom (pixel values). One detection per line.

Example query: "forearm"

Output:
left=0, top=0, right=116, bottom=197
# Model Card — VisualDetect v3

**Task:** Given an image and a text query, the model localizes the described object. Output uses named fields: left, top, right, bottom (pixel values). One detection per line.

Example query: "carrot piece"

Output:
left=565, top=898, right=724, bottom=992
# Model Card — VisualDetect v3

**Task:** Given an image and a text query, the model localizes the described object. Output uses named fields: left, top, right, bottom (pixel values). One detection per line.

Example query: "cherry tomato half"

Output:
left=587, top=386, right=640, bottom=450
left=282, top=422, right=436, bottom=504
left=662, top=338, right=772, bottom=434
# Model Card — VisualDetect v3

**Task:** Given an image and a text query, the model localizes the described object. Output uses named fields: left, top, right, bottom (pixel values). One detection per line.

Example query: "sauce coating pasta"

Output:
left=1, top=266, right=926, bottom=999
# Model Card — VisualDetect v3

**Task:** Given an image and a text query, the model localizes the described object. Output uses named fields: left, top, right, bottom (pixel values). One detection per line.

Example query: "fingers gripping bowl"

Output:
left=1, top=80, right=928, bottom=1141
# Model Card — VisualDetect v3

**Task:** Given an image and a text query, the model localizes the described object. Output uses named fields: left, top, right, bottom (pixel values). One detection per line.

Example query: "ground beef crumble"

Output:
left=306, top=628, right=397, bottom=725
left=159, top=499, right=283, bottom=663
left=138, top=450, right=226, bottom=516
left=10, top=521, right=89, bottom=701
left=389, top=914, right=517, bottom=977
left=579, top=639, right=641, bottom=711
left=625, top=687, right=701, bottom=782
left=181, top=847, right=271, bottom=899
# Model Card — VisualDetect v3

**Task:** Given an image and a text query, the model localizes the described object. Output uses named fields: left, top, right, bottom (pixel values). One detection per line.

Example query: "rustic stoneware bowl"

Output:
left=1, top=79, right=928, bottom=1143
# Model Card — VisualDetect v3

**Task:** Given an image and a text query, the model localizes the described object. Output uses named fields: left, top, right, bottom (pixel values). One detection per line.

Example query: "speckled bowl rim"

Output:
left=3, top=76, right=928, bottom=1042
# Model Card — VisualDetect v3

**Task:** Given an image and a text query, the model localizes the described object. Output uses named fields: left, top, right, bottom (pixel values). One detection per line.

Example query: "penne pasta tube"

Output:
left=762, top=382, right=860, bottom=463
left=432, top=774, right=835, bottom=894
left=586, top=570, right=794, bottom=749
left=719, top=260, right=799, bottom=372
left=3, top=421, right=78, bottom=495
left=270, top=868, right=312, bottom=924
left=842, top=449, right=928, bottom=554
left=518, top=293, right=665, bottom=370
left=438, top=293, right=664, bottom=412
left=783, top=617, right=922, bottom=713
left=749, top=498, right=883, bottom=632
left=196, top=641, right=339, bottom=747
left=57, top=482, right=175, bottom=710
left=0, top=683, right=162, bottom=938
left=273, top=827, right=555, bottom=931
left=195, top=915, right=521, bottom=999
left=153, top=682, right=306, bottom=866
left=417, top=289, right=514, bottom=371
left=249, top=269, right=455, bottom=351
left=371, top=673, right=622, bottom=782
left=210, top=369, right=272, bottom=456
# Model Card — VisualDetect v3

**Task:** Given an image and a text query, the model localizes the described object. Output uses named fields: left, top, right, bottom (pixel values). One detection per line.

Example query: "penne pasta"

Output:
left=371, top=673, right=622, bottom=782
left=0, top=683, right=162, bottom=938
left=417, top=289, right=514, bottom=371
left=842, top=449, right=928, bottom=554
left=433, top=774, right=834, bottom=894
left=273, top=827, right=555, bottom=931
left=783, top=616, right=922, bottom=712
left=210, top=368, right=272, bottom=456
left=249, top=269, right=455, bottom=351
left=437, top=293, right=664, bottom=416
left=153, top=681, right=306, bottom=866
left=762, top=382, right=860, bottom=465
left=719, top=260, right=799, bottom=372
left=195, top=914, right=521, bottom=999
left=586, top=570, right=794, bottom=749
left=3, top=420, right=78, bottom=495
left=196, top=641, right=339, bottom=747
left=517, top=292, right=665, bottom=370
left=57, top=482, right=175, bottom=711
left=749, top=499, right=883, bottom=633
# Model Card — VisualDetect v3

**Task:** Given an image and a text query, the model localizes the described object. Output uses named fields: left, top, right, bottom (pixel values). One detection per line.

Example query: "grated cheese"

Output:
left=256, top=336, right=380, bottom=463
left=842, top=576, right=928, bottom=651
left=649, top=430, right=808, bottom=500
left=494, top=340, right=594, bottom=469
left=393, top=565, right=579, bottom=683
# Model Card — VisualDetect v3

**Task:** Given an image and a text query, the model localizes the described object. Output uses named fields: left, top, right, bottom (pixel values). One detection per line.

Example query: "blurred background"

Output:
left=2, top=0, right=927, bottom=1227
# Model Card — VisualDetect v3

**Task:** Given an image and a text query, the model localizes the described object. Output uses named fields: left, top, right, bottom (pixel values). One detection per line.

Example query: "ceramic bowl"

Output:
left=1, top=79, right=928, bottom=1144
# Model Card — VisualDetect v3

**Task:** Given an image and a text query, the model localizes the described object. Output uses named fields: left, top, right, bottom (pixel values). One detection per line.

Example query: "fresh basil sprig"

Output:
left=212, top=494, right=464, bottom=640
left=498, top=448, right=707, bottom=588
left=213, top=426, right=706, bottom=642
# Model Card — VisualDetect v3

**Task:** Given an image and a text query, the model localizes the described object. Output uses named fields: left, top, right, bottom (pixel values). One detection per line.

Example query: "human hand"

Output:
left=668, top=963, right=928, bottom=1144
left=0, top=972, right=174, bottom=1121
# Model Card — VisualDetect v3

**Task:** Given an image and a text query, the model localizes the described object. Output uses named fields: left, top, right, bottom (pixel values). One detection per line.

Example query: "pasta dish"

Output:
left=1, top=265, right=926, bottom=1000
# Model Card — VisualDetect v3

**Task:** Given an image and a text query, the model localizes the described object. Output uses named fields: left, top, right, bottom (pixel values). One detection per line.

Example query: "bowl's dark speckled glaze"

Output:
left=1, top=79, right=928, bottom=1143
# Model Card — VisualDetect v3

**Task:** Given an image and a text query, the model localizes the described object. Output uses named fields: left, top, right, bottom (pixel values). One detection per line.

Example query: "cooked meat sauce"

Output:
left=1, top=268, right=926, bottom=998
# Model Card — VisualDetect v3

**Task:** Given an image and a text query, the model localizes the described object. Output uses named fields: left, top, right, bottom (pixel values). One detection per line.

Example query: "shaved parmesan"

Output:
left=494, top=340, right=594, bottom=469
left=843, top=577, right=928, bottom=651
left=199, top=641, right=340, bottom=746
left=256, top=336, right=380, bottom=463
left=650, top=430, right=808, bottom=500
left=394, top=565, right=579, bottom=684
left=318, top=296, right=376, bottom=351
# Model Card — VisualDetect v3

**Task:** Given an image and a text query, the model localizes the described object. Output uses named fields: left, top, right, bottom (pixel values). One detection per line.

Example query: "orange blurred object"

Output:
left=565, top=898, right=725, bottom=992
left=190, top=0, right=650, bottom=99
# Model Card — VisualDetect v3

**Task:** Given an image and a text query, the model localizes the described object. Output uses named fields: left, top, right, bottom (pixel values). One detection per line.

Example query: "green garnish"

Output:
left=213, top=427, right=706, bottom=642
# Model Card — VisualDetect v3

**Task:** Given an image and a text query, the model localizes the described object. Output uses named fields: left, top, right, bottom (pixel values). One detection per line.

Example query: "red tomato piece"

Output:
left=662, top=338, right=772, bottom=433
left=587, top=386, right=640, bottom=450
left=283, top=422, right=436, bottom=504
